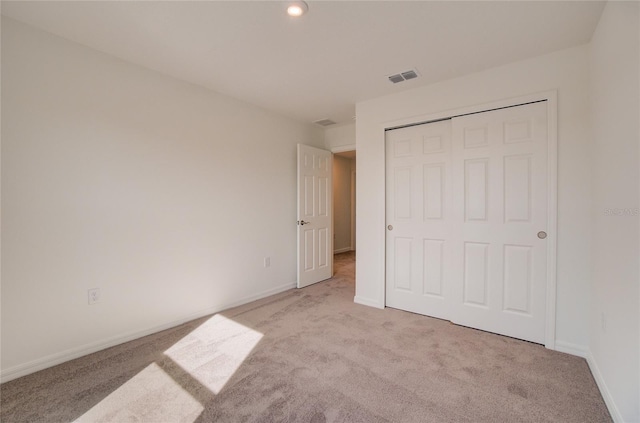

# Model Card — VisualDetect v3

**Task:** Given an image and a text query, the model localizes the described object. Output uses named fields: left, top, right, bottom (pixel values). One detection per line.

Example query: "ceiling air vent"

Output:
left=401, top=70, right=418, bottom=80
left=314, top=119, right=336, bottom=127
left=388, top=69, right=419, bottom=84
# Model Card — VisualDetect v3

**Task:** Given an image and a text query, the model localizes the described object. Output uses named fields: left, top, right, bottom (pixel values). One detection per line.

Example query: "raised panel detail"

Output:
left=463, top=127, right=488, bottom=149
left=424, top=164, right=444, bottom=219
left=423, top=136, right=443, bottom=154
left=394, top=139, right=412, bottom=157
left=318, top=176, right=329, bottom=217
left=465, top=159, right=488, bottom=221
left=394, top=237, right=412, bottom=291
left=503, top=245, right=532, bottom=315
left=318, top=228, right=329, bottom=268
left=463, top=242, right=488, bottom=306
left=304, top=229, right=314, bottom=271
left=504, top=155, right=531, bottom=222
left=423, top=239, right=444, bottom=297
left=304, top=176, right=314, bottom=217
left=504, top=119, right=532, bottom=144
left=318, top=156, right=329, bottom=171
left=394, top=167, right=412, bottom=219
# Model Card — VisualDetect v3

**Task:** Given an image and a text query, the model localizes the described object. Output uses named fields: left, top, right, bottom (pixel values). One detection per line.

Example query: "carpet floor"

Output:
left=1, top=252, right=611, bottom=422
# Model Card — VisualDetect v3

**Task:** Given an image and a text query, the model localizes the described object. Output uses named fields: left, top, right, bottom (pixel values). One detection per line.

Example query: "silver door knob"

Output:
left=387, top=225, right=393, bottom=230
left=299, top=220, right=310, bottom=225
left=537, top=231, right=547, bottom=239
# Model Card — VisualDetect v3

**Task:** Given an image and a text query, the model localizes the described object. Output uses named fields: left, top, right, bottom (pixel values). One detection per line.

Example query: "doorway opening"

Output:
left=333, top=150, right=356, bottom=274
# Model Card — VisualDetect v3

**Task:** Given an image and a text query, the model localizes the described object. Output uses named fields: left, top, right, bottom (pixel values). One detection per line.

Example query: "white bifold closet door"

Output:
left=385, top=101, right=548, bottom=344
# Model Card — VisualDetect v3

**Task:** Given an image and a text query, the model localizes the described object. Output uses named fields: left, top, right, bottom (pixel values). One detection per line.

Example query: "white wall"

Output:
left=333, top=156, right=353, bottom=253
left=355, top=45, right=593, bottom=350
left=589, top=2, right=639, bottom=421
left=1, top=18, right=324, bottom=380
left=325, top=123, right=355, bottom=152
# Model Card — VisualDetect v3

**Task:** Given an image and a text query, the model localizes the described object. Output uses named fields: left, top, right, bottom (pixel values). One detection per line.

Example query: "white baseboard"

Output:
left=221, top=281, right=296, bottom=311
left=554, top=340, right=589, bottom=358
left=0, top=281, right=296, bottom=383
left=553, top=342, right=624, bottom=422
left=353, top=295, right=384, bottom=309
left=586, top=352, right=623, bottom=423
left=334, top=247, right=352, bottom=254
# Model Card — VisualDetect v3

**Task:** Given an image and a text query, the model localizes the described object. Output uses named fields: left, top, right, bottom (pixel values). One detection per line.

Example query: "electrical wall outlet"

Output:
left=88, top=288, right=101, bottom=305
left=264, top=257, right=271, bottom=268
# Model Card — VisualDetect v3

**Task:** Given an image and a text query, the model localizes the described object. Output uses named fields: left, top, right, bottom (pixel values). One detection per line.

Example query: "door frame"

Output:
left=331, top=144, right=357, bottom=254
left=350, top=169, right=356, bottom=251
left=381, top=91, right=558, bottom=349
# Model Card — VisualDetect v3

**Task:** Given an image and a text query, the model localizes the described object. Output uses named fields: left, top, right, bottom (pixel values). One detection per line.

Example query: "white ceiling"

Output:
left=1, top=1, right=605, bottom=126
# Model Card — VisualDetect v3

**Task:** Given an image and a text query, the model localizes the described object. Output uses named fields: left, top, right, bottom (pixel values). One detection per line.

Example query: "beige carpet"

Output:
left=1, top=252, right=611, bottom=422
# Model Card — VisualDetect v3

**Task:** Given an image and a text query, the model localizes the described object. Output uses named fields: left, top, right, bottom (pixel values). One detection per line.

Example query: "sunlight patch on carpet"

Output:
left=164, top=314, right=264, bottom=394
left=73, top=315, right=262, bottom=422
left=73, top=363, right=203, bottom=422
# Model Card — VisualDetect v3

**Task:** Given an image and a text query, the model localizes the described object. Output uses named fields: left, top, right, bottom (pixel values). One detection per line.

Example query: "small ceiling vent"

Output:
left=314, top=119, right=336, bottom=127
left=388, top=69, right=419, bottom=84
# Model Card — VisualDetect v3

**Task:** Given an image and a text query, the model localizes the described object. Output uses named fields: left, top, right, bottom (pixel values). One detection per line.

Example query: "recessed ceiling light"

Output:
left=287, top=1, right=308, bottom=17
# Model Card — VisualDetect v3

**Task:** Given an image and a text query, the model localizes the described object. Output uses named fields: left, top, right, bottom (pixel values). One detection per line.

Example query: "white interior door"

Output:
left=297, top=144, right=333, bottom=288
left=386, top=101, right=549, bottom=344
left=385, top=119, right=454, bottom=321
